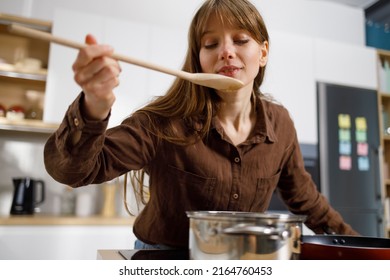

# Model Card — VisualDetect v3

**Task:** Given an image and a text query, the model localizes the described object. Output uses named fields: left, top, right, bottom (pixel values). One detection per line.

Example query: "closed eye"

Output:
left=234, top=39, right=249, bottom=46
left=204, top=43, right=218, bottom=49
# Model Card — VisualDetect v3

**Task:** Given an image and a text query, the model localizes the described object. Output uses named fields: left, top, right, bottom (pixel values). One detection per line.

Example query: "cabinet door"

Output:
left=146, top=25, right=187, bottom=96
left=261, top=31, right=316, bottom=143
left=44, top=8, right=188, bottom=128
left=102, top=17, right=150, bottom=126
left=0, top=225, right=135, bottom=259
left=44, top=9, right=104, bottom=125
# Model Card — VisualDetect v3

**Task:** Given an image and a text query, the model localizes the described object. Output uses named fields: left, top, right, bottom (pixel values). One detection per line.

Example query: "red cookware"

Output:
left=301, top=235, right=390, bottom=260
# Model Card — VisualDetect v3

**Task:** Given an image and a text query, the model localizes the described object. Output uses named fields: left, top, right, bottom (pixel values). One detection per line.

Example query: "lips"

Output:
left=217, top=65, right=241, bottom=77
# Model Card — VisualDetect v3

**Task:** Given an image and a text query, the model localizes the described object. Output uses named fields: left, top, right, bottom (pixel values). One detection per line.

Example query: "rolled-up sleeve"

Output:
left=44, top=92, right=157, bottom=187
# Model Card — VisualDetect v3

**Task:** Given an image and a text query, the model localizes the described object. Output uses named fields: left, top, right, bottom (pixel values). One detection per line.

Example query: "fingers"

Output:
left=74, top=56, right=120, bottom=86
left=71, top=34, right=121, bottom=120
left=72, top=34, right=121, bottom=93
left=79, top=61, right=121, bottom=94
left=72, top=44, right=113, bottom=71
left=83, top=76, right=120, bottom=98
left=85, top=34, right=98, bottom=45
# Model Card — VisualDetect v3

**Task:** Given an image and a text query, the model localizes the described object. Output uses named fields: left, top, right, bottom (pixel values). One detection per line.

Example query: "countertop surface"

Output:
left=0, top=215, right=135, bottom=226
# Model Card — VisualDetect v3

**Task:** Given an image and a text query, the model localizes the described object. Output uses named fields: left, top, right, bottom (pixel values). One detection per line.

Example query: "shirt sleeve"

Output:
left=277, top=134, right=358, bottom=235
left=43, top=92, right=157, bottom=187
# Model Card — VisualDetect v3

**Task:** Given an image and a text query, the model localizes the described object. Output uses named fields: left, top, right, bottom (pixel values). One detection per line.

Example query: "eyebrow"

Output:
left=200, top=30, right=214, bottom=38
left=201, top=28, right=249, bottom=39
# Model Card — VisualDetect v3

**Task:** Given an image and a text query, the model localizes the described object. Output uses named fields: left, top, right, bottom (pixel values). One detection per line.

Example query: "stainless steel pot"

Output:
left=186, top=211, right=306, bottom=260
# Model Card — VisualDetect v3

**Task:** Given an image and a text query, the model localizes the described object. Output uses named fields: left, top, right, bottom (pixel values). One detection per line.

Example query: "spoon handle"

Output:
left=8, top=24, right=189, bottom=79
left=8, top=24, right=243, bottom=91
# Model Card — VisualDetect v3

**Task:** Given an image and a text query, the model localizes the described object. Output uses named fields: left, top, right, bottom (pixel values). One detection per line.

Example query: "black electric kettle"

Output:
left=10, top=177, right=45, bottom=215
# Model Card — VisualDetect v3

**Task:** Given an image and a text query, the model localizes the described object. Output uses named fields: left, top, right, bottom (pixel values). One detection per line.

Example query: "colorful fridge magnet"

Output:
left=339, top=155, right=352, bottom=171
left=358, top=156, right=370, bottom=171
left=339, top=141, right=352, bottom=155
left=338, top=114, right=351, bottom=129
left=357, top=142, right=369, bottom=157
left=355, top=117, right=367, bottom=131
left=339, top=129, right=351, bottom=142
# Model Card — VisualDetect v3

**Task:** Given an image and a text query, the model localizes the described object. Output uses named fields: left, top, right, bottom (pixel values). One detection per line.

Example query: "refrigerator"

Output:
left=317, top=82, right=385, bottom=237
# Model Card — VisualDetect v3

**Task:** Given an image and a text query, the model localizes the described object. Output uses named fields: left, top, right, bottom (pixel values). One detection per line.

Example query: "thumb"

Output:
left=85, top=34, right=98, bottom=45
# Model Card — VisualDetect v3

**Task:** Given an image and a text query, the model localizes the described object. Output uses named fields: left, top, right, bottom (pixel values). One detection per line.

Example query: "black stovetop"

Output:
left=119, top=249, right=189, bottom=260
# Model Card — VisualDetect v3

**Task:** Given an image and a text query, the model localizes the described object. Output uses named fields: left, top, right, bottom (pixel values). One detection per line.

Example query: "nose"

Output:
left=219, top=41, right=235, bottom=60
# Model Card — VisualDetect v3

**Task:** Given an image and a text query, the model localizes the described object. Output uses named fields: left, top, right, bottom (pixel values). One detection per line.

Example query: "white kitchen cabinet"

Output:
left=0, top=225, right=136, bottom=260
left=44, top=8, right=187, bottom=128
left=261, top=31, right=316, bottom=144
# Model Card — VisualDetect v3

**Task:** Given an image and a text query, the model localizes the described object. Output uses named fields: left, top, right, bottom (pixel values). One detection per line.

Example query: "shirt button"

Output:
left=232, top=193, right=239, bottom=199
left=73, top=117, right=80, bottom=127
left=234, top=157, right=240, bottom=163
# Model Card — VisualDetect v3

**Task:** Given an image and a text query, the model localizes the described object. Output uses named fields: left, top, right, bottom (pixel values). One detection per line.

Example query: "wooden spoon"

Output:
left=8, top=24, right=244, bottom=91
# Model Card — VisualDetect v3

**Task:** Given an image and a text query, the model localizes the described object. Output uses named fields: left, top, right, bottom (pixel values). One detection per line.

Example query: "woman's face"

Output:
left=199, top=14, right=268, bottom=91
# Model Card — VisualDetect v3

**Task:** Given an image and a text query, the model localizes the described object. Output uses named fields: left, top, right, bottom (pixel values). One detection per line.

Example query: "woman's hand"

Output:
left=72, top=34, right=121, bottom=120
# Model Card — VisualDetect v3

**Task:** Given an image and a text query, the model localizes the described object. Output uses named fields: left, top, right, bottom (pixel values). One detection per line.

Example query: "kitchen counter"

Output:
left=97, top=250, right=126, bottom=260
left=0, top=215, right=135, bottom=226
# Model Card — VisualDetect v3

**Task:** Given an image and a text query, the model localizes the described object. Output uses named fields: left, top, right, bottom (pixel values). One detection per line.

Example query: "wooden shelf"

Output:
left=0, top=215, right=135, bottom=226
left=0, top=14, right=53, bottom=136
left=379, top=50, right=390, bottom=238
left=0, top=13, right=52, bottom=32
left=385, top=182, right=390, bottom=197
left=378, top=49, right=390, bottom=57
left=380, top=92, right=390, bottom=98
left=0, top=69, right=47, bottom=82
left=0, top=118, right=58, bottom=134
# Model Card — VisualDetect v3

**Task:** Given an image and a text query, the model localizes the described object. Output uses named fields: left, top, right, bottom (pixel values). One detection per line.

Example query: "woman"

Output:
left=44, top=0, right=357, bottom=249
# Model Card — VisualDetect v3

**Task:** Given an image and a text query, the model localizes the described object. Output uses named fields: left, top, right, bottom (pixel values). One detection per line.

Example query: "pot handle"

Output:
left=222, top=225, right=290, bottom=239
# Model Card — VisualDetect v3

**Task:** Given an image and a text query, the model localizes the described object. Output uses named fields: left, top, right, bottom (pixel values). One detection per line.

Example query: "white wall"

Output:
left=0, top=0, right=378, bottom=260
left=0, top=0, right=372, bottom=143
left=0, top=0, right=366, bottom=45
left=0, top=1, right=376, bottom=151
left=313, top=38, right=377, bottom=89
left=259, top=0, right=365, bottom=45
left=262, top=32, right=377, bottom=143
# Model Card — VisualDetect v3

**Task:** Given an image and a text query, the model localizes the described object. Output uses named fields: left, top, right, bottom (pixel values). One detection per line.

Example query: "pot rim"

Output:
left=186, top=211, right=306, bottom=223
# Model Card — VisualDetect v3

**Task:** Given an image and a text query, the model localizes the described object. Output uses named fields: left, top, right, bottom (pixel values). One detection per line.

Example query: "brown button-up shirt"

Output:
left=44, top=93, right=357, bottom=248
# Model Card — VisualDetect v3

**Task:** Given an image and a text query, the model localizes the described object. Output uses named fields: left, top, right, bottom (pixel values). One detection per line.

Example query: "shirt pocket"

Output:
left=249, top=170, right=281, bottom=212
left=167, top=165, right=217, bottom=210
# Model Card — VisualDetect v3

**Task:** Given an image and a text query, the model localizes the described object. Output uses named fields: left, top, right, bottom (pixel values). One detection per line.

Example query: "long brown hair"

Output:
left=134, top=0, right=269, bottom=142
left=127, top=0, right=270, bottom=211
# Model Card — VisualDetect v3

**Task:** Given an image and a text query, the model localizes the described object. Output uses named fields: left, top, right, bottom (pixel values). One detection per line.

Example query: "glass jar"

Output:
left=25, top=90, right=44, bottom=120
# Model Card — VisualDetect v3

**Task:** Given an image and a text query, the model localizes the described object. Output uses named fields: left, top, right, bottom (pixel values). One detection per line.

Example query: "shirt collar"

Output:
left=254, top=96, right=277, bottom=143
left=211, top=96, right=277, bottom=144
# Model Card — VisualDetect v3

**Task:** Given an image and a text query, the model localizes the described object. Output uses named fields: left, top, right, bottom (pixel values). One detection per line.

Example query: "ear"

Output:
left=259, top=41, right=269, bottom=67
